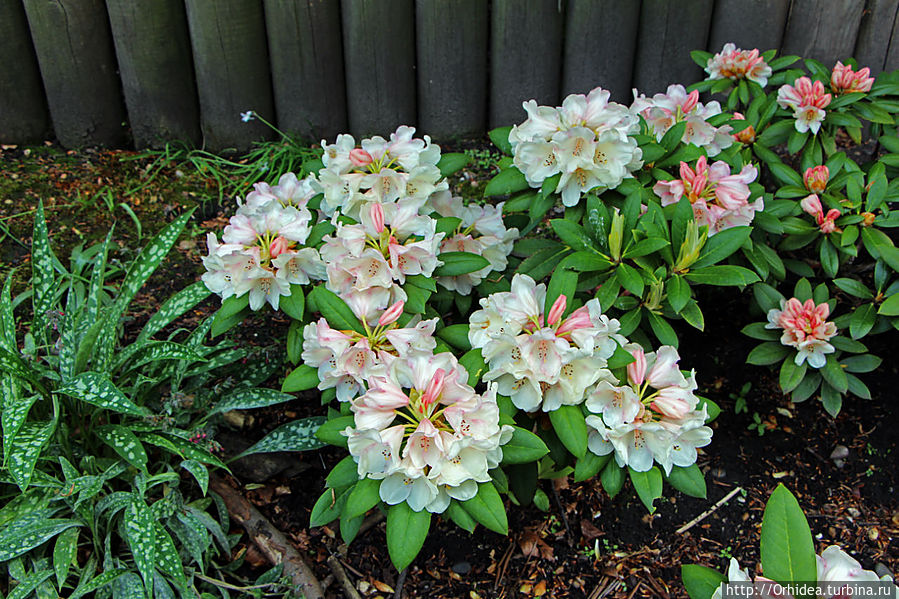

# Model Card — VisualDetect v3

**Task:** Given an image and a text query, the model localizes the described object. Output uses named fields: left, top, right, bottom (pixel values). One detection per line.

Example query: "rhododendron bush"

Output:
left=198, top=43, right=899, bottom=572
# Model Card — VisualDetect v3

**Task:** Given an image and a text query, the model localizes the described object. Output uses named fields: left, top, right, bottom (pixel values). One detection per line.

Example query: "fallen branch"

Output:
left=210, top=475, right=325, bottom=599
left=676, top=486, right=744, bottom=534
left=327, top=554, right=362, bottom=599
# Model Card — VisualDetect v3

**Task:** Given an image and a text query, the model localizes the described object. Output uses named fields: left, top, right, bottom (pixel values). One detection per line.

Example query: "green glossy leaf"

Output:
left=234, top=417, right=327, bottom=458
left=386, top=502, right=431, bottom=571
left=821, top=355, right=848, bottom=393
left=310, top=487, right=348, bottom=527
left=616, top=263, right=644, bottom=297
left=779, top=359, right=807, bottom=393
left=436, top=152, right=470, bottom=177
left=326, top=456, right=360, bottom=490
left=548, top=405, right=588, bottom=458
left=281, top=364, right=320, bottom=392
left=125, top=497, right=156, bottom=596
left=436, top=324, right=472, bottom=351
left=488, top=126, right=513, bottom=155
left=667, top=276, right=690, bottom=313
left=308, top=286, right=364, bottom=334
left=629, top=466, right=663, bottom=513
left=600, top=460, right=625, bottom=498
left=459, top=349, right=487, bottom=387
left=434, top=251, right=491, bottom=276
left=665, top=464, right=707, bottom=499
left=484, top=167, right=529, bottom=196
left=841, top=354, right=882, bottom=373
left=280, top=284, right=305, bottom=321
left=500, top=427, right=550, bottom=464
left=344, top=478, right=381, bottom=520
left=681, top=564, right=727, bottom=599
left=97, top=425, right=148, bottom=469
left=445, top=500, right=477, bottom=533
left=0, top=514, right=81, bottom=561
left=760, top=484, right=817, bottom=584
left=211, top=294, right=250, bottom=337
left=550, top=219, right=595, bottom=252
left=692, top=226, right=752, bottom=269
left=849, top=303, right=876, bottom=339
left=459, top=482, right=507, bottom=535
left=877, top=293, right=899, bottom=316
left=747, top=342, right=791, bottom=365
left=684, top=265, right=759, bottom=286
left=314, top=415, right=355, bottom=448
left=573, top=452, right=611, bottom=483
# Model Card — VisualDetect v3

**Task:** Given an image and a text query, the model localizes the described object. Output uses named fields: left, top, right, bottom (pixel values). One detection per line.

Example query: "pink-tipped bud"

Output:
left=370, top=202, right=385, bottom=233
left=268, top=235, right=290, bottom=258
left=678, top=161, right=694, bottom=182
left=378, top=300, right=404, bottom=326
left=820, top=209, right=841, bottom=234
left=803, top=165, right=829, bottom=194
left=349, top=148, right=373, bottom=167
left=421, top=369, right=446, bottom=407
left=556, top=306, right=593, bottom=336
left=547, top=295, right=567, bottom=327
left=683, top=89, right=700, bottom=114
left=627, top=348, right=647, bottom=387
left=651, top=389, right=691, bottom=420
left=800, top=194, right=823, bottom=218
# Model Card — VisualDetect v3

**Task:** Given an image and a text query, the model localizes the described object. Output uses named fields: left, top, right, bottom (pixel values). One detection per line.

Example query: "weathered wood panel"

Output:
left=490, top=0, right=565, bottom=127
left=562, top=0, right=641, bottom=103
left=184, top=0, right=275, bottom=152
left=633, top=0, right=714, bottom=95
left=416, top=0, right=488, bottom=138
left=887, top=6, right=899, bottom=71
left=0, top=0, right=49, bottom=143
left=22, top=0, right=127, bottom=147
left=263, top=0, right=347, bottom=141
left=342, top=0, right=416, bottom=137
left=781, top=0, right=865, bottom=69
left=854, top=0, right=899, bottom=73
left=707, top=0, right=790, bottom=54
left=106, top=0, right=200, bottom=149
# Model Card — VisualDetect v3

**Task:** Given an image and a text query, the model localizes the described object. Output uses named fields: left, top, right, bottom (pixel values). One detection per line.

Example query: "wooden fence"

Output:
left=2, top=0, right=898, bottom=151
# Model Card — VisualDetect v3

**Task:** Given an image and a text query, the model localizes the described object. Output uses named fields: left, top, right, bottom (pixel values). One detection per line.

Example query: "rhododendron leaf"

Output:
left=660, top=121, right=687, bottom=153
left=640, top=142, right=666, bottom=164
left=306, top=221, right=336, bottom=247
left=403, top=284, right=430, bottom=315
left=459, top=349, right=487, bottom=387
left=558, top=251, right=613, bottom=272
left=433, top=252, right=490, bottom=276
left=484, top=167, right=529, bottom=197
left=606, top=344, right=635, bottom=369
left=436, top=324, right=471, bottom=351
left=820, top=382, right=843, bottom=416
left=434, top=216, right=463, bottom=237
left=692, top=227, right=752, bottom=269
left=445, top=500, right=477, bottom=533
left=665, top=464, right=706, bottom=499
left=488, top=126, right=513, bottom=155
left=696, top=396, right=721, bottom=423
left=595, top=277, right=620, bottom=312
left=741, top=323, right=778, bottom=341
left=341, top=511, right=364, bottom=543
left=647, top=311, right=678, bottom=347
left=281, top=364, right=320, bottom=392
left=655, top=144, right=705, bottom=169
left=544, top=268, right=577, bottom=318
left=344, top=478, right=382, bottom=520
left=600, top=460, right=625, bottom=498
left=503, top=190, right=539, bottom=213
left=211, top=294, right=250, bottom=337
left=779, top=359, right=807, bottom=393
left=501, top=427, right=549, bottom=465
left=684, top=265, right=759, bottom=286
left=760, top=484, right=817, bottom=584
left=573, top=452, right=610, bottom=483
left=518, top=246, right=570, bottom=281
left=819, top=239, right=839, bottom=278
left=792, top=372, right=821, bottom=403
left=821, top=355, right=848, bottom=393
left=387, top=502, right=431, bottom=570
left=849, top=303, right=876, bottom=339
left=212, top=388, right=296, bottom=414
left=235, top=417, right=327, bottom=458
left=747, top=341, right=791, bottom=366
left=548, top=405, right=587, bottom=458
left=326, top=456, right=359, bottom=490
left=681, top=300, right=705, bottom=331
left=436, top=152, right=470, bottom=177
left=309, top=286, right=365, bottom=334
left=753, top=283, right=785, bottom=313
left=846, top=373, right=871, bottom=399
left=287, top=320, right=303, bottom=365
left=310, top=487, right=349, bottom=527
left=690, top=49, right=713, bottom=68
left=841, top=354, right=881, bottom=373
left=616, top=263, right=644, bottom=297
left=460, top=482, right=507, bottom=535
left=550, top=219, right=595, bottom=253
left=314, top=415, right=354, bottom=448
left=681, top=564, right=727, bottom=599
left=280, top=285, right=305, bottom=321
left=618, top=307, right=642, bottom=337
left=629, top=466, right=663, bottom=513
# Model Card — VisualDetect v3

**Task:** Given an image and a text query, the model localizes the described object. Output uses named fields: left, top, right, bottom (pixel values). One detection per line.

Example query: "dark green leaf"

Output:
left=629, top=466, right=663, bottom=513
left=665, top=464, right=706, bottom=499
left=308, top=286, right=365, bottom=334
left=459, top=482, right=507, bottom=535
left=434, top=252, right=491, bottom=276
left=681, top=565, right=727, bottom=599
left=386, top=502, right=431, bottom=570
left=501, top=427, right=550, bottom=464
left=760, top=484, right=817, bottom=584
left=484, top=167, right=529, bottom=196
left=548, top=405, right=588, bottom=458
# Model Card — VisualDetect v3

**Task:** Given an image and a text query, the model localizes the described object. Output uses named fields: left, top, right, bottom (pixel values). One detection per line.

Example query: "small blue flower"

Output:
left=240, top=110, right=255, bottom=122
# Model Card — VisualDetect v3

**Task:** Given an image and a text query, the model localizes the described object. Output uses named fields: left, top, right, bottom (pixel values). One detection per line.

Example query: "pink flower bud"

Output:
left=683, top=89, right=700, bottom=114
left=651, top=388, right=691, bottom=419
left=268, top=235, right=290, bottom=258
left=421, top=369, right=446, bottom=408
left=800, top=194, right=823, bottom=218
left=349, top=148, right=373, bottom=167
left=556, top=306, right=593, bottom=336
left=378, top=300, right=405, bottom=326
left=370, top=203, right=385, bottom=233
left=547, top=295, right=567, bottom=327
left=627, top=347, right=647, bottom=387
left=820, top=209, right=841, bottom=234
left=803, top=165, right=829, bottom=193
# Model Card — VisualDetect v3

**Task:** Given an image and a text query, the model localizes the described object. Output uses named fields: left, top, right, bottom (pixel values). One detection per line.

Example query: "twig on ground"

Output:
left=676, top=486, right=744, bottom=534
left=550, top=484, right=572, bottom=540
left=394, top=567, right=408, bottom=599
left=210, top=475, right=325, bottom=599
left=327, top=554, right=362, bottom=599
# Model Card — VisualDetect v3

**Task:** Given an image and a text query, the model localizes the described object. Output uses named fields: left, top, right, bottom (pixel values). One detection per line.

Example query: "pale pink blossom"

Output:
left=830, top=61, right=874, bottom=95
left=777, top=77, right=832, bottom=135
left=766, top=297, right=838, bottom=368
left=706, top=43, right=772, bottom=87
left=630, top=84, right=733, bottom=156
left=801, top=193, right=841, bottom=234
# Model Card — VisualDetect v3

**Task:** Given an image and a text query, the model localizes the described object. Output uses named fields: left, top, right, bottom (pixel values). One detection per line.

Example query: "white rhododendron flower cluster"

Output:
left=202, top=173, right=326, bottom=310
left=317, top=126, right=448, bottom=219
left=468, top=274, right=627, bottom=413
left=302, top=300, right=437, bottom=402
left=630, top=84, right=734, bottom=156
left=320, top=202, right=444, bottom=322
left=424, top=191, right=519, bottom=294
left=711, top=547, right=895, bottom=599
left=766, top=297, right=838, bottom=368
left=584, top=345, right=712, bottom=474
left=509, top=87, right=643, bottom=206
left=343, top=351, right=514, bottom=513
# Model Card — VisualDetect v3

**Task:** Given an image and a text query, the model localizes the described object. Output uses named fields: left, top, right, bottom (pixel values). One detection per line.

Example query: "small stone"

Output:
left=830, top=445, right=849, bottom=460
left=868, top=528, right=879, bottom=541
left=847, top=507, right=861, bottom=518
left=452, top=561, right=471, bottom=575
left=833, top=459, right=845, bottom=469
left=875, top=563, right=892, bottom=579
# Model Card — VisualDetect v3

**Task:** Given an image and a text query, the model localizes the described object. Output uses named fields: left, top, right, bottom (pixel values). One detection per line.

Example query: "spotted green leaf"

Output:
left=0, top=271, right=16, bottom=351
left=96, top=425, right=148, bottom=470
left=70, top=568, right=128, bottom=599
left=180, top=460, right=208, bottom=495
left=154, top=523, right=186, bottom=585
left=232, top=417, right=327, bottom=459
left=31, top=201, right=56, bottom=333
left=53, top=526, right=79, bottom=588
left=0, top=347, right=41, bottom=388
left=170, top=510, right=212, bottom=566
left=125, top=497, right=156, bottom=596
left=6, top=568, right=54, bottom=599
left=112, top=572, right=145, bottom=599
left=2, top=394, right=36, bottom=465
left=8, top=420, right=56, bottom=490
left=137, top=281, right=211, bottom=343
left=0, top=513, right=81, bottom=561
left=118, top=341, right=205, bottom=371
left=209, top=388, right=296, bottom=415
left=57, top=372, right=146, bottom=416
left=140, top=433, right=227, bottom=470
left=81, top=229, right=113, bottom=332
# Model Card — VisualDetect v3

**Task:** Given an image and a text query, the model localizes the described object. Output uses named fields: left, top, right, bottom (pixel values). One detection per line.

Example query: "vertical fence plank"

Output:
left=854, top=0, right=899, bottom=73
left=263, top=0, right=347, bottom=141
left=562, top=0, right=641, bottom=103
left=632, top=0, right=714, bottom=95
left=707, top=0, right=790, bottom=54
left=106, top=0, right=200, bottom=149
left=342, top=0, right=416, bottom=137
left=184, top=0, right=275, bottom=152
left=0, top=0, right=49, bottom=143
left=22, top=0, right=127, bottom=147
left=490, top=0, right=565, bottom=127
left=781, top=0, right=865, bottom=69
left=887, top=9, right=899, bottom=71
left=416, top=0, right=487, bottom=139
